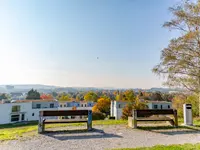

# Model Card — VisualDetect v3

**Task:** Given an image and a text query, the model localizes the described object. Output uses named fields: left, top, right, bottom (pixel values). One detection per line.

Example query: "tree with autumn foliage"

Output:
left=121, top=103, right=133, bottom=120
left=93, top=96, right=111, bottom=115
left=152, top=0, right=200, bottom=116
left=121, top=96, right=147, bottom=119
left=58, top=93, right=71, bottom=101
left=40, top=94, right=53, bottom=100
left=84, top=91, right=98, bottom=102
left=92, top=104, right=100, bottom=112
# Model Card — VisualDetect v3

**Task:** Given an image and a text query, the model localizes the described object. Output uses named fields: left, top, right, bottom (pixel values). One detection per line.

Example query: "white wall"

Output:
left=0, top=102, right=32, bottom=124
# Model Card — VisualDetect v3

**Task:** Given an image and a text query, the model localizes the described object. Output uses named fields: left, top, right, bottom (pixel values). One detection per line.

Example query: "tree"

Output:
left=116, top=92, right=123, bottom=100
left=58, top=94, right=70, bottom=101
left=121, top=96, right=147, bottom=119
left=95, top=97, right=111, bottom=114
left=40, top=94, right=53, bottom=100
left=121, top=103, right=133, bottom=120
left=92, top=104, right=100, bottom=112
left=123, top=90, right=136, bottom=102
left=172, top=94, right=188, bottom=118
left=84, top=91, right=98, bottom=102
left=76, top=95, right=81, bottom=101
left=150, top=92, right=163, bottom=101
left=52, top=91, right=58, bottom=98
left=152, top=0, right=200, bottom=115
left=26, top=89, right=40, bottom=100
left=0, top=93, right=8, bottom=100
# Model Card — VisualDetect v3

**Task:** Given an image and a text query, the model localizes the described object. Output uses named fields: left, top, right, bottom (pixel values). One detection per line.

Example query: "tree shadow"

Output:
left=42, top=128, right=122, bottom=141
left=137, top=125, right=200, bottom=135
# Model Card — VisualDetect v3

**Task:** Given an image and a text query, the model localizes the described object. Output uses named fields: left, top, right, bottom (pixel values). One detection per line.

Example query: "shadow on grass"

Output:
left=42, top=128, right=122, bottom=141
left=0, top=121, right=38, bottom=129
left=137, top=125, right=200, bottom=135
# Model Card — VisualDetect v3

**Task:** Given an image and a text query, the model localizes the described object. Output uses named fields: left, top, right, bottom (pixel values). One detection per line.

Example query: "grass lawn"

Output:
left=112, top=143, right=200, bottom=150
left=0, top=120, right=127, bottom=141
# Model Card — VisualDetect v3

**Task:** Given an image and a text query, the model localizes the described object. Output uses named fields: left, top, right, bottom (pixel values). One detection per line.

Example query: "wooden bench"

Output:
left=38, top=110, right=92, bottom=133
left=128, top=109, right=178, bottom=128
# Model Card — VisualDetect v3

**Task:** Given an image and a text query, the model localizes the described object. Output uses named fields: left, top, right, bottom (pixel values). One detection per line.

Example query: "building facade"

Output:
left=0, top=99, right=96, bottom=124
left=110, top=100, right=172, bottom=120
left=0, top=99, right=58, bottom=124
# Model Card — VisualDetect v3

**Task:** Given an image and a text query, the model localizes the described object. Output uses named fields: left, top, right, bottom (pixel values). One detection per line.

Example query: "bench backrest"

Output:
left=135, top=109, right=176, bottom=117
left=40, top=110, right=90, bottom=117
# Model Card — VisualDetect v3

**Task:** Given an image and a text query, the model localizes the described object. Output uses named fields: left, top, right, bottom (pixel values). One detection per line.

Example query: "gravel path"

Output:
left=1, top=125, right=200, bottom=150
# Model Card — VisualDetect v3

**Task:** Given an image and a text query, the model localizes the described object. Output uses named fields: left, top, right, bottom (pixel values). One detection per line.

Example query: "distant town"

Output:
left=0, top=84, right=185, bottom=125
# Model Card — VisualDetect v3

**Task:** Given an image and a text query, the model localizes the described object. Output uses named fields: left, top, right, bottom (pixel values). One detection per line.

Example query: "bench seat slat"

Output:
left=44, top=119, right=88, bottom=124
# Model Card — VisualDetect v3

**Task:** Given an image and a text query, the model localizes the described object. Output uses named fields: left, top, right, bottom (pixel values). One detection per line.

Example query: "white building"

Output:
left=0, top=99, right=58, bottom=124
left=0, top=99, right=96, bottom=125
left=110, top=100, right=172, bottom=120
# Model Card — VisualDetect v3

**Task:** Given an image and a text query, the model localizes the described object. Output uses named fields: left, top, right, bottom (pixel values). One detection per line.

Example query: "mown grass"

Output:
left=112, top=143, right=200, bottom=150
left=0, top=120, right=127, bottom=141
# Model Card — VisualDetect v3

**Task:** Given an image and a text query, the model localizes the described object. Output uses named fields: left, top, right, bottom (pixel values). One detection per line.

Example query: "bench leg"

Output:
left=174, top=110, right=178, bottom=127
left=38, top=122, right=45, bottom=133
left=133, top=119, right=137, bottom=128
left=87, top=110, right=92, bottom=131
left=169, top=120, right=174, bottom=126
left=38, top=117, right=45, bottom=134
left=133, top=110, right=137, bottom=129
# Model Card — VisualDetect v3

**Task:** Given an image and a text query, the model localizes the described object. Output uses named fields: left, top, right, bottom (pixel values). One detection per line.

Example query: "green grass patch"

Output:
left=0, top=120, right=127, bottom=141
left=112, top=143, right=200, bottom=150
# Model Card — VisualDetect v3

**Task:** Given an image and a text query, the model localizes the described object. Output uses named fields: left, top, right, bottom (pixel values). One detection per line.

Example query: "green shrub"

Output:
left=92, top=112, right=106, bottom=120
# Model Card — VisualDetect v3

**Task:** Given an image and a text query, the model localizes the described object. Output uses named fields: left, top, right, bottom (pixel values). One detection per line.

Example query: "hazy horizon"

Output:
left=0, top=0, right=180, bottom=89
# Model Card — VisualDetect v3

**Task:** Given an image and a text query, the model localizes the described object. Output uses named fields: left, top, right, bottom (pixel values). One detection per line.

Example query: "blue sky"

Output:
left=0, top=0, right=180, bottom=88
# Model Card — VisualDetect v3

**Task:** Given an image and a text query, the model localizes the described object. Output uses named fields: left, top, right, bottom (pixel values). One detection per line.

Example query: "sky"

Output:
left=0, top=0, right=181, bottom=89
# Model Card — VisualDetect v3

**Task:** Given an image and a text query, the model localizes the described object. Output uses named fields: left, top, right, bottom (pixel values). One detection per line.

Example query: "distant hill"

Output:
left=0, top=84, right=183, bottom=93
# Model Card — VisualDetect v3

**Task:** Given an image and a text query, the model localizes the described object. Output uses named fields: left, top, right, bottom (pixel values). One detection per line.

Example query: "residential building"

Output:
left=110, top=100, right=172, bottom=120
left=58, top=100, right=96, bottom=110
left=0, top=99, right=96, bottom=125
left=0, top=99, right=58, bottom=124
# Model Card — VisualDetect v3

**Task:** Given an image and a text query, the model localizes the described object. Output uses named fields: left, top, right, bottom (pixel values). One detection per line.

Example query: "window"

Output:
left=21, top=114, right=25, bottom=121
left=168, top=105, right=170, bottom=109
left=50, top=103, right=54, bottom=108
left=32, top=113, right=34, bottom=116
left=12, top=105, right=20, bottom=112
left=119, top=104, right=121, bottom=108
left=160, top=105, right=162, bottom=109
left=81, top=104, right=83, bottom=107
left=64, top=104, right=66, bottom=107
left=85, top=104, right=87, bottom=107
left=36, top=104, right=41, bottom=108
left=60, top=105, right=62, bottom=107
left=11, top=115, right=20, bottom=122
left=78, top=104, right=79, bottom=106
left=154, top=105, right=158, bottom=109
